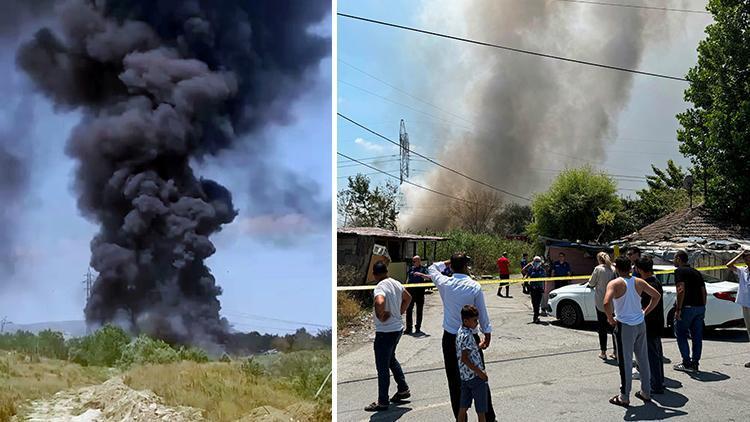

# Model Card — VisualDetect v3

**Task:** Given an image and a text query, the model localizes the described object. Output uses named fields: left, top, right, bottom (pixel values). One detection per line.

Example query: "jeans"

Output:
left=674, top=306, right=705, bottom=367
left=646, top=335, right=664, bottom=391
left=406, top=292, right=425, bottom=331
left=442, top=331, right=495, bottom=421
left=530, top=287, right=543, bottom=319
left=374, top=331, right=408, bottom=405
left=596, top=309, right=616, bottom=355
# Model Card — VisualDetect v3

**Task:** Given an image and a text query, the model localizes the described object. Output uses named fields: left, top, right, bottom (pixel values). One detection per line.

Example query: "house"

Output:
left=337, top=227, right=446, bottom=285
left=612, top=204, right=750, bottom=280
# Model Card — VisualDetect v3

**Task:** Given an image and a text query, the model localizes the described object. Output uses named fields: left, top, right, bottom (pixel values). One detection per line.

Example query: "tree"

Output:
left=337, top=174, right=398, bottom=229
left=677, top=0, right=750, bottom=227
left=527, top=167, right=621, bottom=243
left=629, top=160, right=700, bottom=225
left=492, top=203, right=533, bottom=236
left=449, top=189, right=502, bottom=234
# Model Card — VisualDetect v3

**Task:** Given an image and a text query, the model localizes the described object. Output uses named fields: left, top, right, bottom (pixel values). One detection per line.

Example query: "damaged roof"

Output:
left=337, top=227, right=446, bottom=241
left=616, top=204, right=750, bottom=245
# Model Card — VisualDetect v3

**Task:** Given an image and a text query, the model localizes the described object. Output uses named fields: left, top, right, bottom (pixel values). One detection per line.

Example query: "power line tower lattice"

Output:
left=399, top=119, right=410, bottom=185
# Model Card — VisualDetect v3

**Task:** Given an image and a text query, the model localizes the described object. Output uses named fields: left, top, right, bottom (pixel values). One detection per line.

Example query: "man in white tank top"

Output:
left=604, top=256, right=661, bottom=407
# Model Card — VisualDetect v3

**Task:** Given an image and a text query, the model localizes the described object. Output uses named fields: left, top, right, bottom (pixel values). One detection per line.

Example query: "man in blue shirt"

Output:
left=405, top=255, right=430, bottom=335
left=552, top=252, right=572, bottom=289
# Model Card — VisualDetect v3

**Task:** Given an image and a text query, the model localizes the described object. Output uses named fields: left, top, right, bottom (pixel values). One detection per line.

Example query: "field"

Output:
left=0, top=328, right=331, bottom=421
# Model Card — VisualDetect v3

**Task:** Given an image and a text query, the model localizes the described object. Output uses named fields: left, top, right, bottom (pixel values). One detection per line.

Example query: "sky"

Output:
left=0, top=8, right=332, bottom=335
left=337, top=0, right=714, bottom=225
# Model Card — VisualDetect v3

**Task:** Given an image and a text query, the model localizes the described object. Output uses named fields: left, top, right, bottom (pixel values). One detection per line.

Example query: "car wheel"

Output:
left=557, top=301, right=582, bottom=327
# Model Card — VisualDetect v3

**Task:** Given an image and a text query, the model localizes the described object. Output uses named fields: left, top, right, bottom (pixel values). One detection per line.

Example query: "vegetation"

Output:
left=426, top=230, right=533, bottom=274
left=338, top=174, right=399, bottom=229
left=0, top=326, right=331, bottom=421
left=527, top=167, right=622, bottom=243
left=449, top=189, right=503, bottom=234
left=123, top=350, right=332, bottom=421
left=624, top=160, right=700, bottom=227
left=677, top=0, right=750, bottom=227
left=0, top=351, right=109, bottom=421
left=492, top=203, right=533, bottom=236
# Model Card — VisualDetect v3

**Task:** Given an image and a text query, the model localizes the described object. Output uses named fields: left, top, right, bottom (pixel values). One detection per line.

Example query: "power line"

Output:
left=338, top=152, right=480, bottom=205
left=339, top=59, right=474, bottom=125
left=223, top=311, right=330, bottom=329
left=553, top=0, right=710, bottom=14
left=337, top=12, right=687, bottom=82
left=339, top=113, right=532, bottom=201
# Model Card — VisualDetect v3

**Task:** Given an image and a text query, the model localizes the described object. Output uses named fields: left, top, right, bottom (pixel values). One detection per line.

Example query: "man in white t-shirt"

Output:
left=727, top=249, right=750, bottom=368
left=364, top=261, right=412, bottom=412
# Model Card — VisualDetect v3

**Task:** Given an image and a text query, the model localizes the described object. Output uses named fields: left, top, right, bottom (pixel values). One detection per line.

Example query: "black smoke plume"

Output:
left=16, top=0, right=330, bottom=344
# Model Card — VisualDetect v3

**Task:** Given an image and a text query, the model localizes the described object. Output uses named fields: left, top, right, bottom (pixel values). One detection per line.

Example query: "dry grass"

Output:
left=337, top=292, right=365, bottom=330
left=0, top=351, right=109, bottom=422
left=123, top=358, right=329, bottom=421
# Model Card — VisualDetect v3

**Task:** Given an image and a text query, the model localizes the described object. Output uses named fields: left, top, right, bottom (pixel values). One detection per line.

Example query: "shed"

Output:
left=541, top=237, right=612, bottom=276
left=337, top=227, right=446, bottom=285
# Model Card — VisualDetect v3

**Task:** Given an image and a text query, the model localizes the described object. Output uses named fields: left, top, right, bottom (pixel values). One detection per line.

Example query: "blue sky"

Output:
left=337, top=0, right=713, bottom=225
left=0, top=13, right=332, bottom=335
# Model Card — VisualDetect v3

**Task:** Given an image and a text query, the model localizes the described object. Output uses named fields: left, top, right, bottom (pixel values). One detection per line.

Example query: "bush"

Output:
left=240, top=357, right=265, bottom=379
left=116, top=335, right=179, bottom=368
left=177, top=346, right=209, bottom=363
left=271, top=350, right=331, bottom=401
left=67, top=325, right=130, bottom=367
left=337, top=293, right=364, bottom=330
left=0, top=330, right=67, bottom=361
left=425, top=230, right=533, bottom=274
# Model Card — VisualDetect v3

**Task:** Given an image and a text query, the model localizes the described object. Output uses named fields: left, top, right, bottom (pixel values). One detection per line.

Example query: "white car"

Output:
left=547, top=265, right=744, bottom=332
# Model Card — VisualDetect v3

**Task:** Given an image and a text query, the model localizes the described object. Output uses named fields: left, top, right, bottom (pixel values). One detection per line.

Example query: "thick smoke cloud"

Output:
left=400, top=0, right=674, bottom=230
left=15, top=0, right=329, bottom=345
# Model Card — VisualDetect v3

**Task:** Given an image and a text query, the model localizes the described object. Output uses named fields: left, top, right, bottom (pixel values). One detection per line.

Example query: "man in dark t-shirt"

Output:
left=672, top=250, right=707, bottom=372
left=637, top=257, right=665, bottom=394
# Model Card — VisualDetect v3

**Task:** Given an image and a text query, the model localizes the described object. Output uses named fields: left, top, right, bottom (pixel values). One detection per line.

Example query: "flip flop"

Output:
left=609, top=395, right=629, bottom=407
left=635, top=391, right=652, bottom=403
left=598, top=353, right=607, bottom=360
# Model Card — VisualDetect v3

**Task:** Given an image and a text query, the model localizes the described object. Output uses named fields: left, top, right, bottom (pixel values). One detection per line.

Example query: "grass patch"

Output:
left=337, top=292, right=365, bottom=330
left=123, top=350, right=331, bottom=421
left=0, top=351, right=109, bottom=422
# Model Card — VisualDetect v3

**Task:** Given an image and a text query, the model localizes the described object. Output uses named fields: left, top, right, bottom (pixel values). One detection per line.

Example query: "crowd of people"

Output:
left=364, top=247, right=750, bottom=420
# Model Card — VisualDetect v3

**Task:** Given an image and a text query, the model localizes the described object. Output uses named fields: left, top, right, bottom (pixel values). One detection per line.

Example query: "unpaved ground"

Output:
left=17, top=377, right=203, bottom=422
left=15, top=377, right=312, bottom=422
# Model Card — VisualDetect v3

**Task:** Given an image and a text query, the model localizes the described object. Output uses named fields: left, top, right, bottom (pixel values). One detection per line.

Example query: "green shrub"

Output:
left=271, top=350, right=331, bottom=400
left=240, top=357, right=265, bottom=379
left=67, top=325, right=129, bottom=367
left=176, top=346, right=209, bottom=363
left=423, top=230, right=534, bottom=274
left=116, top=335, right=179, bottom=368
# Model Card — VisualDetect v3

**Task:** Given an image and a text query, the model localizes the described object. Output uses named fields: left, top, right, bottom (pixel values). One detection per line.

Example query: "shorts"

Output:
left=459, top=376, right=488, bottom=413
left=498, top=273, right=510, bottom=286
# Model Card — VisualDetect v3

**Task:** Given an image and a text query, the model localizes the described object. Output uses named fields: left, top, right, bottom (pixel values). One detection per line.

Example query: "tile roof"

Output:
left=618, top=204, right=750, bottom=243
left=337, top=227, right=446, bottom=241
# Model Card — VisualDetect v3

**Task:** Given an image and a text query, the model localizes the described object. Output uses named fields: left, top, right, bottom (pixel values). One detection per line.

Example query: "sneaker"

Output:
left=403, top=328, right=413, bottom=335
left=540, top=311, right=549, bottom=317
left=632, top=369, right=640, bottom=380
left=673, top=363, right=695, bottom=372
left=390, top=390, right=411, bottom=403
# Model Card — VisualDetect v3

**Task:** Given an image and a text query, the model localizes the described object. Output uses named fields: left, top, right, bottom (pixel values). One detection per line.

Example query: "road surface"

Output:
left=337, top=283, right=750, bottom=421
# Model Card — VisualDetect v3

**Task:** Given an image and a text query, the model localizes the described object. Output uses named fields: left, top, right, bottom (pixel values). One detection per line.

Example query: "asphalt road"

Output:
left=337, top=283, right=750, bottom=421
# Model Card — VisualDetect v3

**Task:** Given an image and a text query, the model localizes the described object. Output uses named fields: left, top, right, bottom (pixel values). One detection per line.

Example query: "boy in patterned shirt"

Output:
left=456, top=305, right=489, bottom=422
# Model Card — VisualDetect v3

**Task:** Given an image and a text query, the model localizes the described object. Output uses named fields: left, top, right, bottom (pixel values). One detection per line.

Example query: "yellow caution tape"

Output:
left=336, top=264, right=745, bottom=292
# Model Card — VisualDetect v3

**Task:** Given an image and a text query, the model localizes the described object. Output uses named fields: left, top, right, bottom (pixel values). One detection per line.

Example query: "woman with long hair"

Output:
left=583, top=252, right=617, bottom=360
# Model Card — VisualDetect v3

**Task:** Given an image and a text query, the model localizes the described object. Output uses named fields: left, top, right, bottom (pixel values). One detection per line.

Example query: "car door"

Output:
left=657, top=273, right=678, bottom=327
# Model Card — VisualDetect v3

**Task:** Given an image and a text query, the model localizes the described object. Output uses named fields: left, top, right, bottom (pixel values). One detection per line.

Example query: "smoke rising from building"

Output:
left=15, top=0, right=329, bottom=344
left=400, top=0, right=677, bottom=231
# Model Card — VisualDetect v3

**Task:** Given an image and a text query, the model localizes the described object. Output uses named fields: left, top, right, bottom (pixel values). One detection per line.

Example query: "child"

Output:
left=456, top=305, right=489, bottom=422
